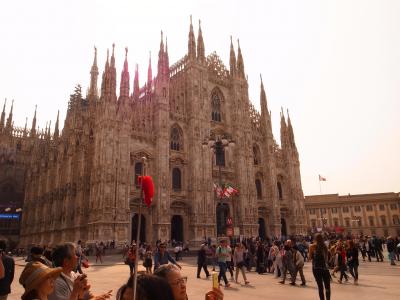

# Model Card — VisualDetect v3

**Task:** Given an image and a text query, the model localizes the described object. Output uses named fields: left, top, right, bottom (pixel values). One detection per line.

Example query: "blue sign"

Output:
left=0, top=214, right=20, bottom=219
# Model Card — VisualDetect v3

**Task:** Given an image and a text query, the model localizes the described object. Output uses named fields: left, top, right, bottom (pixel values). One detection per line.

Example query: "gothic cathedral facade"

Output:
left=0, top=19, right=307, bottom=246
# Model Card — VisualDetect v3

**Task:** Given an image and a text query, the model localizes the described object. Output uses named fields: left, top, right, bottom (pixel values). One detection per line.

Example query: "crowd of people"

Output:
left=0, top=233, right=399, bottom=300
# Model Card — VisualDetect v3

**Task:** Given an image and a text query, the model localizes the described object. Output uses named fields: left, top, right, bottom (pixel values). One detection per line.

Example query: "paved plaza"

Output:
left=9, top=255, right=400, bottom=300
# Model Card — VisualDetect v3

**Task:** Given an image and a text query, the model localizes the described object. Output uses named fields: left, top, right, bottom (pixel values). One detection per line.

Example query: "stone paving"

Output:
left=9, top=255, right=400, bottom=300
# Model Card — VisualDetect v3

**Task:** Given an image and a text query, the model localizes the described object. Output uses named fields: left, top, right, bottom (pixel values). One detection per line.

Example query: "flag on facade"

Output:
left=213, top=183, right=224, bottom=198
left=225, top=185, right=239, bottom=197
left=318, top=175, right=327, bottom=181
left=213, top=183, right=239, bottom=198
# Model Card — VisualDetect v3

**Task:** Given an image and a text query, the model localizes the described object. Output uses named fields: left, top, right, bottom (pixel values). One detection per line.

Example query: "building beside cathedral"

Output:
left=305, top=192, right=400, bottom=237
left=0, top=19, right=307, bottom=246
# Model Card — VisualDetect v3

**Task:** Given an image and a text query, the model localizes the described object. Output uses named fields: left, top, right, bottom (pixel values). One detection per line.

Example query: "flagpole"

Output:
left=319, top=176, right=322, bottom=195
left=133, top=156, right=146, bottom=300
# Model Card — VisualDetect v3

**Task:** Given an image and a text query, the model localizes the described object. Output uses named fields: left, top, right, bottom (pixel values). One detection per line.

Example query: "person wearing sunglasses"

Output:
left=153, top=243, right=182, bottom=272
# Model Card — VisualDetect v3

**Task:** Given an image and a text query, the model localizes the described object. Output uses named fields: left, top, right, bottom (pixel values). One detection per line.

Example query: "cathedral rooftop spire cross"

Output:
left=197, top=19, right=205, bottom=62
left=89, top=46, right=99, bottom=97
left=188, top=15, right=196, bottom=59
left=229, top=36, right=237, bottom=76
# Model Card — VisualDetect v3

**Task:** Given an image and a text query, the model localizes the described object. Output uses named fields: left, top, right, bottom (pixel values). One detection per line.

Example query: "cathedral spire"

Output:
left=89, top=46, right=99, bottom=97
left=54, top=110, right=59, bottom=139
left=101, top=49, right=110, bottom=97
left=159, top=30, right=164, bottom=54
left=148, top=51, right=152, bottom=87
left=188, top=15, right=196, bottom=60
left=47, top=120, right=51, bottom=139
left=105, top=48, right=110, bottom=70
left=119, top=47, right=130, bottom=98
left=260, top=74, right=269, bottom=113
left=23, top=117, right=28, bottom=137
left=229, top=36, right=236, bottom=77
left=111, top=43, right=116, bottom=68
left=237, top=39, right=245, bottom=78
left=157, top=31, right=168, bottom=81
left=0, top=98, right=6, bottom=130
left=164, top=36, right=169, bottom=74
left=260, top=75, right=273, bottom=138
left=5, top=99, right=14, bottom=130
left=30, top=105, right=37, bottom=137
left=133, top=64, right=139, bottom=100
left=280, top=107, right=288, bottom=149
left=197, top=19, right=205, bottom=63
left=287, top=109, right=297, bottom=151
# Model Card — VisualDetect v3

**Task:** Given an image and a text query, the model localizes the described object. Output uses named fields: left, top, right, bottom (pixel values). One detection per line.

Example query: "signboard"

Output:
left=226, top=217, right=233, bottom=226
left=0, top=214, right=20, bottom=219
left=226, top=227, right=233, bottom=237
left=233, top=227, right=240, bottom=236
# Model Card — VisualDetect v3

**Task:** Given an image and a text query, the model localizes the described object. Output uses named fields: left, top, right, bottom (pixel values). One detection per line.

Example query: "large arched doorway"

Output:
left=258, top=218, right=266, bottom=240
left=281, top=218, right=287, bottom=237
left=171, top=215, right=184, bottom=243
left=216, top=203, right=230, bottom=236
left=131, top=214, right=146, bottom=243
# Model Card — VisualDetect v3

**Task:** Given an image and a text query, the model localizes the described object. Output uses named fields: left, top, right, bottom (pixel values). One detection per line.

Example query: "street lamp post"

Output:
left=202, top=135, right=235, bottom=237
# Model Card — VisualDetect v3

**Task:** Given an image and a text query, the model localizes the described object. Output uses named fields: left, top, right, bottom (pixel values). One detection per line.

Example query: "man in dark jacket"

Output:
left=0, top=241, right=15, bottom=300
left=197, top=243, right=210, bottom=278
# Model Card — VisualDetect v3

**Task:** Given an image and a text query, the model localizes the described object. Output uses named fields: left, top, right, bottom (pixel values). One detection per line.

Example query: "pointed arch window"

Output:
left=255, top=179, right=262, bottom=199
left=170, top=126, right=183, bottom=151
left=211, top=92, right=222, bottom=122
left=277, top=181, right=283, bottom=200
left=172, top=168, right=182, bottom=191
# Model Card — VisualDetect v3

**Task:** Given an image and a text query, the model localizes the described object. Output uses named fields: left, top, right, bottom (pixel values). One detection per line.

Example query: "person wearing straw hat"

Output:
left=19, top=262, right=63, bottom=300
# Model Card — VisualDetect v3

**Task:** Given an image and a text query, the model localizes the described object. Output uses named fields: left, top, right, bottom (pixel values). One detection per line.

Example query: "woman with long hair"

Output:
left=309, top=234, right=331, bottom=300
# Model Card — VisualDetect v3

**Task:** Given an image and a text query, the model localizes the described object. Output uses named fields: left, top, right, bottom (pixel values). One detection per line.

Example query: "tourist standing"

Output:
left=233, top=243, right=249, bottom=284
left=269, top=241, right=280, bottom=276
left=216, top=239, right=230, bottom=287
left=143, top=246, right=153, bottom=274
left=309, top=234, right=330, bottom=300
left=386, top=237, right=397, bottom=266
left=346, top=240, right=359, bottom=284
left=153, top=243, right=182, bottom=271
left=126, top=245, right=137, bottom=275
left=255, top=241, right=265, bottom=274
left=196, top=244, right=210, bottom=278
left=95, top=242, right=103, bottom=264
left=75, top=240, right=83, bottom=274
left=0, top=241, right=14, bottom=300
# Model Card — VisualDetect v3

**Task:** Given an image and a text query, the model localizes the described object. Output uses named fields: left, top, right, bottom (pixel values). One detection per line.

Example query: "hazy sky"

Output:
left=1, top=0, right=399, bottom=196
